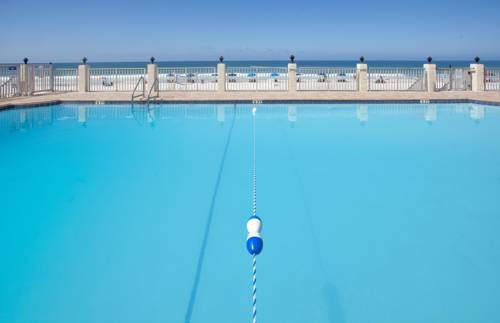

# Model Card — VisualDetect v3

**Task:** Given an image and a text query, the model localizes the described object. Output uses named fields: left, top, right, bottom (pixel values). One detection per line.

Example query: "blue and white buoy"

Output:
left=248, top=103, right=261, bottom=323
left=246, top=216, right=263, bottom=255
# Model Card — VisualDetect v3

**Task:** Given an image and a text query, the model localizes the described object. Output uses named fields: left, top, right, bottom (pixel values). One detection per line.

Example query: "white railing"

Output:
left=31, top=64, right=53, bottom=93
left=436, top=67, right=470, bottom=91
left=53, top=68, right=78, bottom=92
left=485, top=68, right=500, bottom=91
left=89, top=68, right=145, bottom=91
left=0, top=77, right=19, bottom=99
left=297, top=67, right=357, bottom=91
left=0, top=64, right=20, bottom=99
left=158, top=67, right=217, bottom=91
left=226, top=66, right=288, bottom=91
left=436, top=68, right=451, bottom=91
left=5, top=63, right=500, bottom=95
left=369, top=67, right=425, bottom=91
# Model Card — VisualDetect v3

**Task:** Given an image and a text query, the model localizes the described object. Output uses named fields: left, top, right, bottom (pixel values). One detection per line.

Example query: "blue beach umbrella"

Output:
left=248, top=72, right=257, bottom=77
left=271, top=72, right=279, bottom=77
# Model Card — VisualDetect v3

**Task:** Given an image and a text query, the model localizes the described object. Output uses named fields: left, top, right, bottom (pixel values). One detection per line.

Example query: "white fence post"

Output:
left=146, top=61, right=158, bottom=95
left=470, top=61, right=485, bottom=92
left=424, top=62, right=437, bottom=92
left=357, top=62, right=368, bottom=92
left=217, top=58, right=226, bottom=92
left=78, top=59, right=89, bottom=92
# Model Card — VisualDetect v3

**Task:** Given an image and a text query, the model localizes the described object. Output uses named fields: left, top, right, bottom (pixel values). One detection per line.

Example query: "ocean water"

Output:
left=37, top=60, right=500, bottom=69
left=1, top=103, right=500, bottom=323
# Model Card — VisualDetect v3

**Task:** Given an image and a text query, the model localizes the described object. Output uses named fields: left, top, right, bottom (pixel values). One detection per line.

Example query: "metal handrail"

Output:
left=146, top=77, right=159, bottom=104
left=0, top=76, right=18, bottom=99
left=0, top=75, right=13, bottom=88
left=131, top=76, right=145, bottom=103
left=368, top=67, right=425, bottom=91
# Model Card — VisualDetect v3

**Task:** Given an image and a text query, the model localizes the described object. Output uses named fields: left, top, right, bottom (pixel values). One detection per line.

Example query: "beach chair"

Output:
left=102, top=77, right=114, bottom=87
left=337, top=72, right=347, bottom=83
left=228, top=73, right=237, bottom=83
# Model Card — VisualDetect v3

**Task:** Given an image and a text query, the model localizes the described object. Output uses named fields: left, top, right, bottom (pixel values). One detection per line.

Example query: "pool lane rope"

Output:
left=246, top=105, right=263, bottom=323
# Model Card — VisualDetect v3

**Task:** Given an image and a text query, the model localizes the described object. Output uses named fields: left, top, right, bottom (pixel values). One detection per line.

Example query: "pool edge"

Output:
left=1, top=98, right=500, bottom=111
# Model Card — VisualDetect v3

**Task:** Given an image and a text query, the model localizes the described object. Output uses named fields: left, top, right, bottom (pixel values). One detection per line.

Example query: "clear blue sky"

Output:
left=1, top=0, right=499, bottom=62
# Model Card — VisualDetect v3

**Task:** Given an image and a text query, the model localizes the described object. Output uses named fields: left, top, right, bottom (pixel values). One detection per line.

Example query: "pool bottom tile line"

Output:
left=183, top=105, right=237, bottom=323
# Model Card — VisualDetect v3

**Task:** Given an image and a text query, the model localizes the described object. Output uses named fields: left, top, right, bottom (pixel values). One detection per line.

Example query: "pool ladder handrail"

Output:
left=0, top=76, right=19, bottom=99
left=131, top=76, right=145, bottom=104
left=146, top=77, right=159, bottom=105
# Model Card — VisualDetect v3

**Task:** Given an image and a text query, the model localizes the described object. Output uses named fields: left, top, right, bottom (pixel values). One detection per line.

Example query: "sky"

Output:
left=1, top=0, right=499, bottom=62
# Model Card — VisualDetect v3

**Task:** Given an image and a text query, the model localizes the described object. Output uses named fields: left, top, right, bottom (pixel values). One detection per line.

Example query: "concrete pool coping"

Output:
left=2, top=91, right=500, bottom=110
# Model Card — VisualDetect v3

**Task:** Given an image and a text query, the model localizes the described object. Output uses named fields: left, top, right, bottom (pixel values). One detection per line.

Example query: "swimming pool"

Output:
left=1, top=103, right=499, bottom=323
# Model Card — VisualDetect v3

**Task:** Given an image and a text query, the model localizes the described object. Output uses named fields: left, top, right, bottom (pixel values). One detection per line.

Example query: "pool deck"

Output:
left=1, top=90, right=500, bottom=109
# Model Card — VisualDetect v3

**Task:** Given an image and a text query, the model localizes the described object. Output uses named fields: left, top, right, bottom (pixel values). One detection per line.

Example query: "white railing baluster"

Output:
left=296, top=67, right=357, bottom=91
left=158, top=67, right=217, bottom=91
left=89, top=67, right=145, bottom=92
left=53, top=68, right=78, bottom=92
left=368, top=67, right=424, bottom=91
left=0, top=64, right=21, bottom=99
left=485, top=68, right=500, bottom=91
left=225, top=66, right=288, bottom=91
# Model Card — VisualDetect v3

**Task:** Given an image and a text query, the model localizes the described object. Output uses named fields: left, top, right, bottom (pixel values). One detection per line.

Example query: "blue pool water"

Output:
left=1, top=103, right=500, bottom=323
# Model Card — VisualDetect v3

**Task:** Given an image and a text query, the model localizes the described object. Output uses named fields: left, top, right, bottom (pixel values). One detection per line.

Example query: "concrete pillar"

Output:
left=217, top=63, right=226, bottom=92
left=26, top=65, right=35, bottom=95
left=146, top=63, right=158, bottom=96
left=19, top=64, right=29, bottom=96
left=470, top=64, right=485, bottom=92
left=356, top=63, right=368, bottom=92
left=78, top=64, right=90, bottom=92
left=288, top=63, right=297, bottom=92
left=424, top=64, right=437, bottom=92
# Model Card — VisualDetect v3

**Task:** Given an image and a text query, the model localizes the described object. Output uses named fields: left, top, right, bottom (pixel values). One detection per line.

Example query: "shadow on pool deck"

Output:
left=183, top=105, right=237, bottom=323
